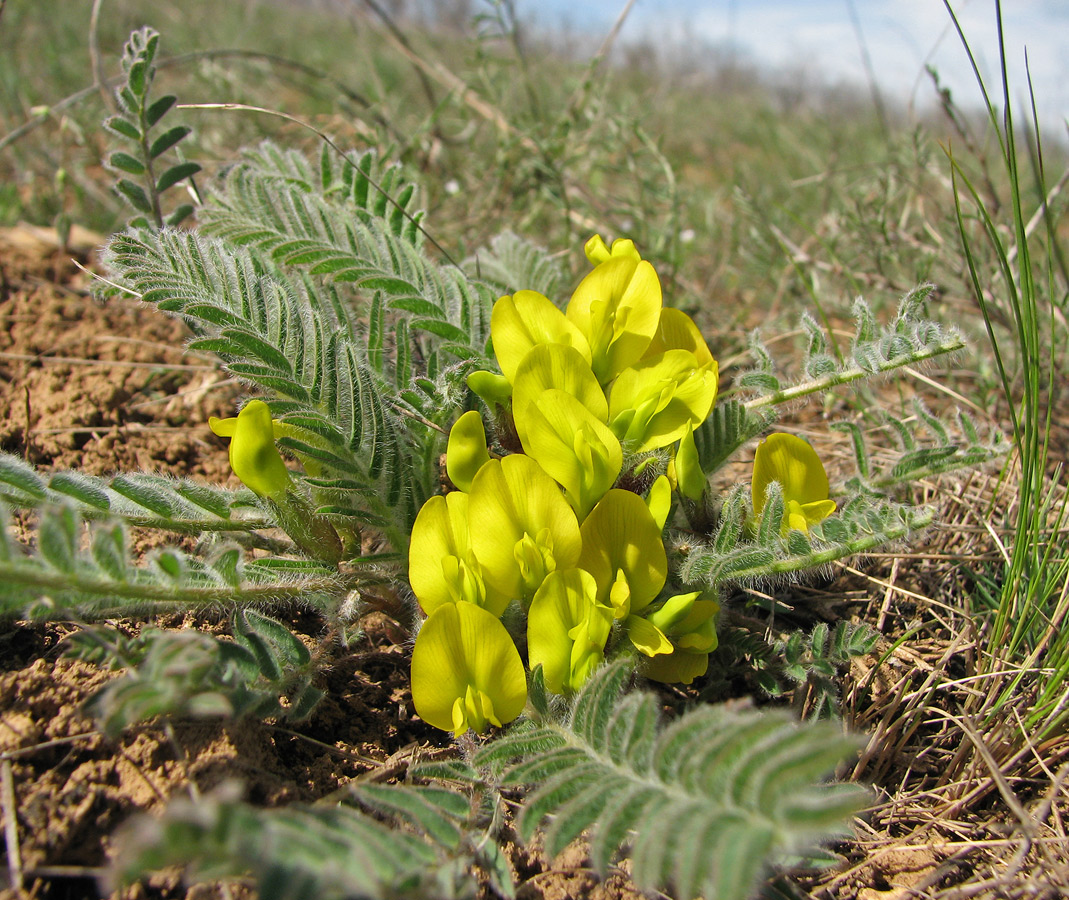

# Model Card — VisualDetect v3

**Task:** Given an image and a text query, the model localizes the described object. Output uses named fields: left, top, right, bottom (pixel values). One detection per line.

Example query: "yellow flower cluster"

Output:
left=409, top=236, right=728, bottom=736
left=204, top=242, right=838, bottom=740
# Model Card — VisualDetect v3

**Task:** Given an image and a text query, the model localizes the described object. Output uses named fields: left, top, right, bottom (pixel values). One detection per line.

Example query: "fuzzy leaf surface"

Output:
left=475, top=662, right=867, bottom=900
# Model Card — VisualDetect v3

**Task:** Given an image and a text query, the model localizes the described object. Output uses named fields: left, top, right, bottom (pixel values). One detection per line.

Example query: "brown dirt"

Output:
left=0, top=226, right=443, bottom=900
left=1, top=225, right=1066, bottom=900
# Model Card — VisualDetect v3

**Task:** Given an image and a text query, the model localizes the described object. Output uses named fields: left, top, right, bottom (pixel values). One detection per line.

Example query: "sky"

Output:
left=521, top=0, right=1069, bottom=135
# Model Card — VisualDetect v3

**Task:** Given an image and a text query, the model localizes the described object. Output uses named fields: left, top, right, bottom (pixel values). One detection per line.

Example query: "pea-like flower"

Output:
left=467, top=454, right=582, bottom=606
left=567, top=249, right=662, bottom=385
left=519, top=389, right=622, bottom=522
left=411, top=602, right=527, bottom=735
left=511, top=343, right=607, bottom=452
left=578, top=489, right=667, bottom=620
left=490, top=289, right=591, bottom=385
left=607, top=349, right=718, bottom=453
left=528, top=568, right=613, bottom=693
left=642, top=307, right=715, bottom=366
left=408, top=491, right=507, bottom=617
left=209, top=399, right=292, bottom=500
left=637, top=592, right=720, bottom=685
left=584, top=233, right=641, bottom=265
left=752, top=433, right=837, bottom=534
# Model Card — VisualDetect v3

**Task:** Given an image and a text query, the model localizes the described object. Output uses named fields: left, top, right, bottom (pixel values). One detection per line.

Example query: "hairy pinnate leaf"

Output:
left=475, top=662, right=867, bottom=900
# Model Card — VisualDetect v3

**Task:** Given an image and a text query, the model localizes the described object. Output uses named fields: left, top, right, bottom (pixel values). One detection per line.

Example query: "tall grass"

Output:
left=944, top=0, right=1069, bottom=741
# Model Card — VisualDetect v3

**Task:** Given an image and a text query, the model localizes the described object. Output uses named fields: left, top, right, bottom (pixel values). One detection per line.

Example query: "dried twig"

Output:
left=1, top=758, right=23, bottom=893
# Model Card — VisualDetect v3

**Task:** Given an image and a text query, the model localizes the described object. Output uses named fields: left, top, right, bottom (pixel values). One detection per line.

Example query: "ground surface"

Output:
left=0, top=225, right=1065, bottom=900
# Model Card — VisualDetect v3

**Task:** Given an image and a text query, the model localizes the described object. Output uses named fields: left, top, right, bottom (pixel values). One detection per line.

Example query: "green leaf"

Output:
left=173, top=481, right=232, bottom=519
left=117, top=87, right=139, bottom=117
left=527, top=665, right=550, bottom=719
left=127, top=60, right=148, bottom=96
left=352, top=784, right=467, bottom=850
left=212, top=548, right=243, bottom=587
left=166, top=204, right=196, bottom=227
left=234, top=608, right=311, bottom=669
left=105, top=115, right=141, bottom=142
left=480, top=662, right=867, bottom=900
left=145, top=94, right=177, bottom=127
left=109, top=792, right=465, bottom=899
left=156, top=161, right=201, bottom=193
left=38, top=505, right=78, bottom=572
left=739, top=371, right=781, bottom=391
left=756, top=482, right=785, bottom=546
left=0, top=454, right=47, bottom=499
left=154, top=549, right=185, bottom=581
left=116, top=179, right=153, bottom=214
left=91, top=525, right=129, bottom=582
left=149, top=125, right=192, bottom=159
left=110, top=151, right=146, bottom=175
left=219, top=328, right=294, bottom=374
left=110, top=475, right=179, bottom=519
left=287, top=684, right=324, bottom=721
left=49, top=471, right=111, bottom=510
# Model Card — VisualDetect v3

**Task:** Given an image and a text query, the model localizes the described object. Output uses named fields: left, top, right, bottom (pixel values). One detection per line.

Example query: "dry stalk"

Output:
left=1, top=758, right=22, bottom=892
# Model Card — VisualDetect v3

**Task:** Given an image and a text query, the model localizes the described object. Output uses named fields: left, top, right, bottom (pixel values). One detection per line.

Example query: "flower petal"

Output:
left=578, top=489, right=667, bottom=613
left=567, top=257, right=662, bottom=384
left=512, top=344, right=607, bottom=450
left=753, top=433, right=831, bottom=511
left=491, top=290, right=591, bottom=384
left=409, top=493, right=508, bottom=616
left=643, top=307, right=714, bottom=366
left=210, top=400, right=292, bottom=499
left=446, top=410, right=491, bottom=492
left=519, top=389, right=622, bottom=521
left=584, top=234, right=641, bottom=265
left=643, top=649, right=711, bottom=685
left=468, top=455, right=582, bottom=604
left=608, top=350, right=718, bottom=452
left=626, top=615, right=673, bottom=657
left=411, top=602, right=526, bottom=734
left=528, top=568, right=611, bottom=693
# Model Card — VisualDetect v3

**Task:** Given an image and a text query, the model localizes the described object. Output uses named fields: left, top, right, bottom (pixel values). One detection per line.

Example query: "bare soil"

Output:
left=0, top=225, right=1066, bottom=900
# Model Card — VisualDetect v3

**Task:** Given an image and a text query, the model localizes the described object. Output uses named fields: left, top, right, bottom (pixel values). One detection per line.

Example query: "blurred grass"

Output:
left=2, top=2, right=1065, bottom=463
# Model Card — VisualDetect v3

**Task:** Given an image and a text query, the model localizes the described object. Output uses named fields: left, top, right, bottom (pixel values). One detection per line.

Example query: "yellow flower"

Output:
left=584, top=234, right=641, bottom=266
left=567, top=249, right=662, bottom=385
left=411, top=602, right=527, bottom=735
left=528, top=568, right=613, bottom=694
left=408, top=492, right=508, bottom=617
left=467, top=455, right=582, bottom=606
left=607, top=349, right=718, bottom=453
left=642, top=307, right=714, bottom=366
left=518, top=389, right=622, bottom=522
left=490, top=290, right=591, bottom=385
left=511, top=343, right=607, bottom=452
left=578, top=489, right=667, bottom=619
left=446, top=410, right=491, bottom=492
left=208, top=399, right=292, bottom=500
left=638, top=592, right=720, bottom=685
left=752, top=433, right=837, bottom=534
